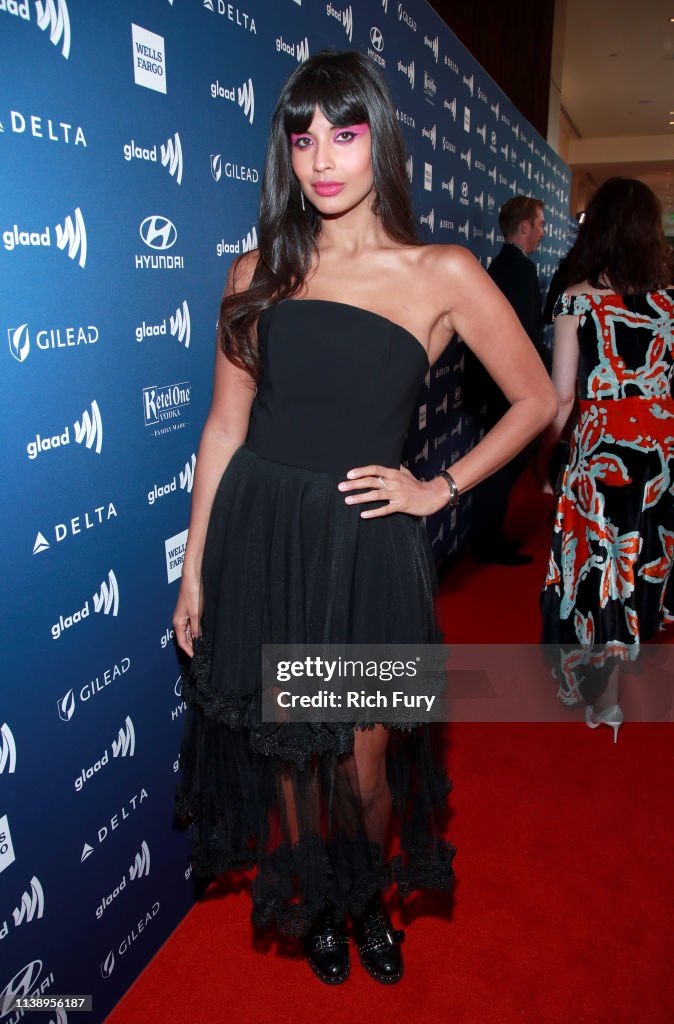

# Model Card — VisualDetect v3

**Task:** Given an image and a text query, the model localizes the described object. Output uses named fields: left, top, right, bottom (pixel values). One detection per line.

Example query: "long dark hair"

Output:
left=219, top=50, right=420, bottom=379
left=567, top=177, right=670, bottom=295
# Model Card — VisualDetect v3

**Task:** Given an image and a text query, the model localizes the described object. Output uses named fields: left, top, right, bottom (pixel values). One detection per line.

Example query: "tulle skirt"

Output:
left=174, top=445, right=455, bottom=936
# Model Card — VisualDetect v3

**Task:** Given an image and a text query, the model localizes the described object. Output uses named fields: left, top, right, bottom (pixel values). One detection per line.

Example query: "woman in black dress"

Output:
left=173, top=51, right=556, bottom=985
left=538, top=178, right=674, bottom=740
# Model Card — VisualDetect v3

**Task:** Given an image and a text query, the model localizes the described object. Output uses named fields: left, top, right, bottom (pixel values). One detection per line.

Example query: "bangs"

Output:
left=282, top=69, right=369, bottom=134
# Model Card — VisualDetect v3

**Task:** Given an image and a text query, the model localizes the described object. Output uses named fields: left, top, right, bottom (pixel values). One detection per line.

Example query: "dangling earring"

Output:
left=300, top=190, right=306, bottom=212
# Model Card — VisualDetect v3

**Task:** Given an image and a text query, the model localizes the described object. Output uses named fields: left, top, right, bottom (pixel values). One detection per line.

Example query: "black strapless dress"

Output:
left=174, top=299, right=455, bottom=936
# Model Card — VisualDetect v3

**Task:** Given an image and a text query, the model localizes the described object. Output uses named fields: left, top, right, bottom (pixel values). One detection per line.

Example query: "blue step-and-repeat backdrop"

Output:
left=0, top=1, right=570, bottom=1020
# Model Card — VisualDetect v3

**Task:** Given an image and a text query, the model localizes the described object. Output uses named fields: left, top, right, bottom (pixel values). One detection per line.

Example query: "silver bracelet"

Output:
left=437, top=470, right=460, bottom=508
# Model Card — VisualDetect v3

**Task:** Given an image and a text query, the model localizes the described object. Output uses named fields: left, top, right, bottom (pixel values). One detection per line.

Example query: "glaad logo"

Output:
left=50, top=569, right=118, bottom=640
left=0, top=108, right=86, bottom=146
left=35, top=0, right=70, bottom=58
left=443, top=97, right=456, bottom=121
left=26, top=399, right=102, bottom=460
left=75, top=716, right=135, bottom=793
left=33, top=501, right=117, bottom=556
left=12, top=876, right=45, bottom=927
left=132, top=23, right=166, bottom=94
left=58, top=657, right=131, bottom=720
left=147, top=452, right=196, bottom=505
left=8, top=321, right=99, bottom=363
left=405, top=155, right=413, bottom=183
left=441, top=176, right=454, bottom=198
left=0, top=723, right=16, bottom=773
left=203, top=0, right=256, bottom=32
left=396, top=58, right=414, bottom=89
left=210, top=153, right=259, bottom=184
left=460, top=147, right=472, bottom=170
left=135, top=299, right=190, bottom=348
left=276, top=35, right=309, bottom=62
left=490, top=100, right=500, bottom=120
left=216, top=224, right=257, bottom=257
left=123, top=132, right=182, bottom=184
left=0, top=961, right=55, bottom=1018
left=462, top=72, right=474, bottom=97
left=326, top=4, right=353, bottom=43
left=2, top=207, right=87, bottom=268
left=474, top=190, right=484, bottom=210
left=458, top=219, right=469, bottom=239
left=95, top=841, right=150, bottom=920
left=424, top=33, right=439, bottom=62
left=419, top=208, right=434, bottom=234
left=421, top=123, right=436, bottom=150
left=210, top=77, right=255, bottom=124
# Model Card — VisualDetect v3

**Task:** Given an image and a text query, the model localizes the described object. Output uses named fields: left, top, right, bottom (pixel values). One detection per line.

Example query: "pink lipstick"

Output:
left=312, top=181, right=345, bottom=196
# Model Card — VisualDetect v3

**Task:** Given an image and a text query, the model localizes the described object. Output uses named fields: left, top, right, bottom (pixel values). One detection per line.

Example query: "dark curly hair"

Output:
left=567, top=177, right=670, bottom=295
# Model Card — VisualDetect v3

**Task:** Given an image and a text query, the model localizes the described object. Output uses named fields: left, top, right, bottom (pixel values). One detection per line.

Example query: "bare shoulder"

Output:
left=225, top=249, right=259, bottom=296
left=411, top=243, right=484, bottom=285
left=564, top=280, right=612, bottom=298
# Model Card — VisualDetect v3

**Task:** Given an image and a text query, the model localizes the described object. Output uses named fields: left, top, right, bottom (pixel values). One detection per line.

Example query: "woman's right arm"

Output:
left=173, top=253, right=258, bottom=655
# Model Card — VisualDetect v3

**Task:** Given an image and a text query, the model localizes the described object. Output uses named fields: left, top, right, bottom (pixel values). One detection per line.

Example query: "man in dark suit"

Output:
left=466, top=196, right=545, bottom=565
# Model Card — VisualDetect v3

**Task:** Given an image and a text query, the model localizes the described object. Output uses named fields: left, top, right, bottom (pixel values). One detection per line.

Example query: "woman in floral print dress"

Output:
left=538, top=178, right=673, bottom=737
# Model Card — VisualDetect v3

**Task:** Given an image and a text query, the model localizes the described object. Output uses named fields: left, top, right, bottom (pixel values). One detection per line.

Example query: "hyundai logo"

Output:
left=139, top=215, right=177, bottom=251
left=369, top=26, right=384, bottom=52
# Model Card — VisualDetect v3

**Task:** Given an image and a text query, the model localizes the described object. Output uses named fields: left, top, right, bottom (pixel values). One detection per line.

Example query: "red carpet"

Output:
left=106, top=472, right=674, bottom=1024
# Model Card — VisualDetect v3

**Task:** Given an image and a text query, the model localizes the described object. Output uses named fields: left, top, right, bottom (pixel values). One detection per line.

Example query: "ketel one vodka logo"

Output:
left=75, top=716, right=135, bottom=792
left=0, top=0, right=71, bottom=59
left=2, top=207, right=87, bottom=267
left=26, top=399, right=102, bottom=459
left=142, top=381, right=191, bottom=431
left=95, top=840, right=150, bottom=920
left=50, top=569, right=119, bottom=640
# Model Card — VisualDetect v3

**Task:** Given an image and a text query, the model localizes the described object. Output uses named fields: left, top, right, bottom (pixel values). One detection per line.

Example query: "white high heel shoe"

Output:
left=585, top=704, right=624, bottom=743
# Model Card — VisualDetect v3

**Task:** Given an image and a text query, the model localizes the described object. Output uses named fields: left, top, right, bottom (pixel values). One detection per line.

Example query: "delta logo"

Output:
left=202, top=0, right=256, bottom=33
left=50, top=569, right=119, bottom=640
left=123, top=132, right=183, bottom=185
left=0, top=0, right=71, bottom=59
left=2, top=207, right=87, bottom=268
left=26, top=399, right=102, bottom=460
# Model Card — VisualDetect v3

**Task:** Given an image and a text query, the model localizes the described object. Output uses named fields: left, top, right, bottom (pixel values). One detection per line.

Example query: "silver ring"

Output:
left=377, top=476, right=387, bottom=490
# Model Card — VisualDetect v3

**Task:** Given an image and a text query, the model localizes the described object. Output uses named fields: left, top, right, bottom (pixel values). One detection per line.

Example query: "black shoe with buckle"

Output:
left=303, top=900, right=350, bottom=985
left=352, top=893, right=405, bottom=984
